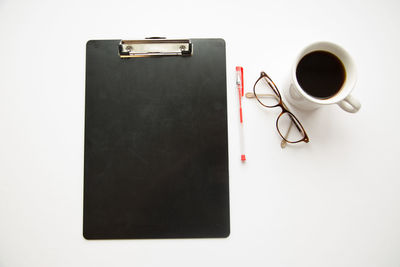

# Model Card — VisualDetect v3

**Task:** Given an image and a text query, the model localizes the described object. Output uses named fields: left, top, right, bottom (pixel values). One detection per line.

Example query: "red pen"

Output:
left=236, top=66, right=246, bottom=162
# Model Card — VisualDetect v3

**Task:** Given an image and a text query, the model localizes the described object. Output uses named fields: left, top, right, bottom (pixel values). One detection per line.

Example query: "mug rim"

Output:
left=291, top=41, right=357, bottom=105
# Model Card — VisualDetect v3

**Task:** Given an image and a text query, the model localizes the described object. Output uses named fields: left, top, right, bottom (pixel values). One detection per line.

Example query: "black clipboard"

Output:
left=83, top=38, right=230, bottom=239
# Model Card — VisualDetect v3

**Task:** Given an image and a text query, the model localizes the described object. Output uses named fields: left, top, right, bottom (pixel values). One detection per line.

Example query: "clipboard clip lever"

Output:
left=119, top=38, right=193, bottom=58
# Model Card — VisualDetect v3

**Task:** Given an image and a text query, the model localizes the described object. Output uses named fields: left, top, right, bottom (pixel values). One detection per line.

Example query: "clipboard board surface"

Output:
left=83, top=39, right=229, bottom=239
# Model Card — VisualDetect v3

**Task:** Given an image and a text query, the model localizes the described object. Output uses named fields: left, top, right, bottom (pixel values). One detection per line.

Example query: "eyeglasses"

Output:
left=247, top=71, right=309, bottom=148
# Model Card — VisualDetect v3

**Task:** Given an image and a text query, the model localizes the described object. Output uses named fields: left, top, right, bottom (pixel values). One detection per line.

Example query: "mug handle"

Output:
left=337, top=95, right=361, bottom=113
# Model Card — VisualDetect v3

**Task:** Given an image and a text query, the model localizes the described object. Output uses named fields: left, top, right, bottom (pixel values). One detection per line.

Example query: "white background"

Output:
left=1, top=0, right=400, bottom=266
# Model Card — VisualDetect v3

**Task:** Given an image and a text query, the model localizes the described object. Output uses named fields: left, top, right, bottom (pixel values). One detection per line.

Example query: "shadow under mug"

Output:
left=284, top=41, right=361, bottom=113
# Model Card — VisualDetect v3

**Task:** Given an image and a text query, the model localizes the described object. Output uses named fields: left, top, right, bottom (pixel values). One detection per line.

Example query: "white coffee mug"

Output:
left=284, top=42, right=361, bottom=113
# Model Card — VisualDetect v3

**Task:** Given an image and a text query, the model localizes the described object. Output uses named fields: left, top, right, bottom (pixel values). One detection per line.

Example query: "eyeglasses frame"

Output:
left=253, top=71, right=309, bottom=144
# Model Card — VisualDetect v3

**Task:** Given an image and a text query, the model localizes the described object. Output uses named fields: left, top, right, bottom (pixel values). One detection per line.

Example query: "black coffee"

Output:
left=296, top=50, right=346, bottom=99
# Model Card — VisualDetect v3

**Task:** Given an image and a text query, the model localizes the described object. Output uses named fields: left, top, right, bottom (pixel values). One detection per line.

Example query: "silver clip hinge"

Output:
left=119, top=39, right=193, bottom=58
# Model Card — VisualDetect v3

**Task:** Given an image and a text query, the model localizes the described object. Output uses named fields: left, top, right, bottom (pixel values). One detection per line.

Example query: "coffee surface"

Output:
left=296, top=50, right=346, bottom=99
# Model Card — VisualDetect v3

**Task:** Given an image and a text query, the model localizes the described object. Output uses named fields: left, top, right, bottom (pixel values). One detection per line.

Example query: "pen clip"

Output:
left=236, top=66, right=244, bottom=97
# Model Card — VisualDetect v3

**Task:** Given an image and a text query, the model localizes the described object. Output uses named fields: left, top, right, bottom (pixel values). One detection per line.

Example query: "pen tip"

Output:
left=241, top=155, right=246, bottom=161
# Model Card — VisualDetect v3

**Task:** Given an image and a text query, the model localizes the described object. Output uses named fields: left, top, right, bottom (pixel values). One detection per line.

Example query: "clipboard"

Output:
left=83, top=38, right=230, bottom=239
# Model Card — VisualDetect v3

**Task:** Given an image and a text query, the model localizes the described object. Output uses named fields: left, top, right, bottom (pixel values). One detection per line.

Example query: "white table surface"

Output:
left=1, top=0, right=400, bottom=266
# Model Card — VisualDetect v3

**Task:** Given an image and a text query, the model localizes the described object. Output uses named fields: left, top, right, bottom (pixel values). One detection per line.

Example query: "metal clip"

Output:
left=119, top=39, right=193, bottom=58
